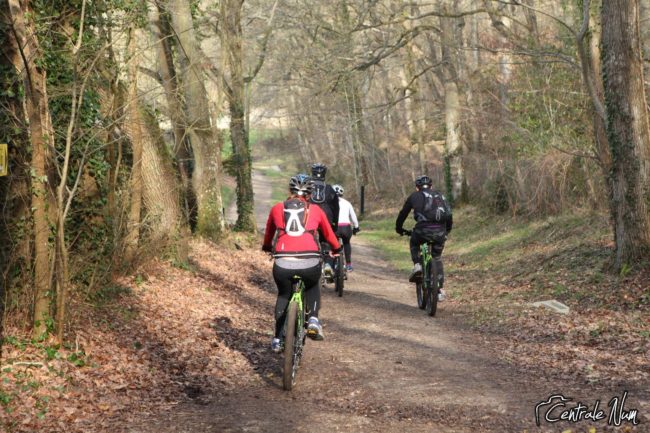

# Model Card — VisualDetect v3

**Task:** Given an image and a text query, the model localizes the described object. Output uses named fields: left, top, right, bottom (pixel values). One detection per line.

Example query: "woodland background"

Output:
left=0, top=1, right=649, bottom=428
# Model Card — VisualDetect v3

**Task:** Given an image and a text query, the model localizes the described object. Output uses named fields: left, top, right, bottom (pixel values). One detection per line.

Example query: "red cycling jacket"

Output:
left=263, top=198, right=341, bottom=258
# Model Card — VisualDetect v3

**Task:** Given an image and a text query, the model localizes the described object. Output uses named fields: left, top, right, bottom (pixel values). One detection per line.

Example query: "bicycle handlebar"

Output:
left=402, top=229, right=412, bottom=236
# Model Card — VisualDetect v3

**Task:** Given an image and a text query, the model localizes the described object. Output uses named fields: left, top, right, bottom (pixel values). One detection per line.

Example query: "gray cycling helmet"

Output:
left=332, top=184, right=344, bottom=196
left=415, top=175, right=432, bottom=188
left=289, top=173, right=313, bottom=196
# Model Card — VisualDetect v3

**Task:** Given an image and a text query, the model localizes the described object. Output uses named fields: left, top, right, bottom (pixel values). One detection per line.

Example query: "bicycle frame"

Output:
left=420, top=243, right=432, bottom=290
left=288, top=278, right=306, bottom=334
left=404, top=229, right=440, bottom=316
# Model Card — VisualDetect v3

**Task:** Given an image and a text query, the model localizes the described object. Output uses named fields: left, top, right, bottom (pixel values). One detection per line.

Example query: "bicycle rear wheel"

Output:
left=282, top=302, right=299, bottom=390
left=425, top=260, right=439, bottom=317
left=335, top=253, right=345, bottom=297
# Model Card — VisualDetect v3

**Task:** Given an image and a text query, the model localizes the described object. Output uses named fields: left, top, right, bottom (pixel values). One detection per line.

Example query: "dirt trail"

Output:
left=126, top=172, right=638, bottom=433
left=226, top=171, right=272, bottom=232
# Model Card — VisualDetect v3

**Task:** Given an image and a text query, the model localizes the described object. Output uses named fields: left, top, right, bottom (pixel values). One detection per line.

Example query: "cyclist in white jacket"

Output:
left=332, top=185, right=360, bottom=271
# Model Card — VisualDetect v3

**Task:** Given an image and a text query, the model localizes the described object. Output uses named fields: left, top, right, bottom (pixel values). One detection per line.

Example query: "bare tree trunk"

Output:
left=148, top=2, right=196, bottom=228
left=601, top=0, right=650, bottom=268
left=587, top=2, right=611, bottom=172
left=124, top=27, right=143, bottom=263
left=168, top=0, right=226, bottom=240
left=97, top=10, right=120, bottom=221
left=139, top=105, right=188, bottom=261
left=523, top=0, right=540, bottom=45
left=54, top=0, right=87, bottom=343
left=401, top=4, right=426, bottom=174
left=7, top=0, right=54, bottom=338
left=344, top=78, right=371, bottom=191
left=221, top=0, right=256, bottom=232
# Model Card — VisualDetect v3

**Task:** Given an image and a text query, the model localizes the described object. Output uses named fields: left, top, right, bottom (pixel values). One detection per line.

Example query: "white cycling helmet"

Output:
left=333, top=184, right=344, bottom=196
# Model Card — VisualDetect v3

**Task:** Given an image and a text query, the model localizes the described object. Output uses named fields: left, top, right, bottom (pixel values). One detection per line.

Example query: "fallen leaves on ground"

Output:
left=0, top=240, right=276, bottom=433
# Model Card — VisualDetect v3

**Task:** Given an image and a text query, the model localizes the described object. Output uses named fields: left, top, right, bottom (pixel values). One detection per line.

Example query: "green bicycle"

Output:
left=403, top=230, right=439, bottom=317
left=282, top=275, right=308, bottom=390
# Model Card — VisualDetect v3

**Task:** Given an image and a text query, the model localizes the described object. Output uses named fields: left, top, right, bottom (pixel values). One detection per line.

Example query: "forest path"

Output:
left=225, top=170, right=271, bottom=231
left=126, top=172, right=608, bottom=433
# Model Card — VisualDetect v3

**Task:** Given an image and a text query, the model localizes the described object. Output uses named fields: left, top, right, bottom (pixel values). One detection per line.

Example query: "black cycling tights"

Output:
left=337, top=225, right=353, bottom=263
left=272, top=262, right=322, bottom=338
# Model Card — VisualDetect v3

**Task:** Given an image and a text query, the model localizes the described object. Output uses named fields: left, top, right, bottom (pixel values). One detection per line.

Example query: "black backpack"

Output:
left=311, top=179, right=327, bottom=204
left=416, top=190, right=450, bottom=223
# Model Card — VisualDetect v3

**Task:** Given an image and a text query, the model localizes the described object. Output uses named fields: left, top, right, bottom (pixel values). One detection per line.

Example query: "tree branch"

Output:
left=244, top=0, right=279, bottom=83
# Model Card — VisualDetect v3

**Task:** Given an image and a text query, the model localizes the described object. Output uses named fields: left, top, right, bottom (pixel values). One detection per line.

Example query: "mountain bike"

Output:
left=282, top=275, right=308, bottom=390
left=403, top=230, right=439, bottom=317
left=320, top=241, right=345, bottom=296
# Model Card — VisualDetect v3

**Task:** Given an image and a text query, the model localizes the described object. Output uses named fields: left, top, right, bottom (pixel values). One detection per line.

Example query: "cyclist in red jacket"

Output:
left=263, top=174, right=342, bottom=352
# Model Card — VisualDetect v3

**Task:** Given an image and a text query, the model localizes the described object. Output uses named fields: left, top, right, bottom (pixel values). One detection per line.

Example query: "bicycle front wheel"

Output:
left=425, top=260, right=439, bottom=317
left=416, top=281, right=426, bottom=309
left=283, top=302, right=299, bottom=390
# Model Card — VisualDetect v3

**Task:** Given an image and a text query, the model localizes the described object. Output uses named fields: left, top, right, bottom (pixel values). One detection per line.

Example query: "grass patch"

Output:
left=361, top=217, right=412, bottom=272
left=363, top=206, right=614, bottom=305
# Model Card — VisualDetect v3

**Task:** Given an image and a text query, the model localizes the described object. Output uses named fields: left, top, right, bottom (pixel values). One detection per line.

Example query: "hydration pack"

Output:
left=416, top=190, right=450, bottom=224
left=310, top=179, right=327, bottom=204
left=283, top=198, right=309, bottom=237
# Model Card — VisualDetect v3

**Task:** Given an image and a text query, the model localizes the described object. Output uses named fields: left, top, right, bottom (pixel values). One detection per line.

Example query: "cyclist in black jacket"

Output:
left=309, top=163, right=340, bottom=278
left=395, top=175, right=453, bottom=295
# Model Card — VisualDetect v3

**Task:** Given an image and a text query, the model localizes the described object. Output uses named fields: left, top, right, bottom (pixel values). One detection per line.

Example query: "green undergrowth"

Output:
left=362, top=206, right=647, bottom=310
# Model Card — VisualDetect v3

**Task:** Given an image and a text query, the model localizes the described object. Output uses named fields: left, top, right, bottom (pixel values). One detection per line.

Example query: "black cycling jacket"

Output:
left=395, top=189, right=453, bottom=233
left=310, top=183, right=340, bottom=230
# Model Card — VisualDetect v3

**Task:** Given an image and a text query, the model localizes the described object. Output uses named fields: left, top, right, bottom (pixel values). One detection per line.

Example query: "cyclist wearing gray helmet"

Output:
left=263, top=174, right=341, bottom=352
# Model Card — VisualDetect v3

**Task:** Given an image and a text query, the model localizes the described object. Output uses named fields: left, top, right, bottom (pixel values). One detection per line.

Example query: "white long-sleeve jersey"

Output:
left=337, top=197, right=359, bottom=228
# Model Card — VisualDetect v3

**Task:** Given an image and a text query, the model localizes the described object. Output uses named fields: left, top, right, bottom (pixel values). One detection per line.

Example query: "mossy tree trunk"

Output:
left=221, top=0, right=256, bottom=233
left=7, top=0, right=54, bottom=338
left=440, top=3, right=465, bottom=204
left=601, top=0, right=650, bottom=269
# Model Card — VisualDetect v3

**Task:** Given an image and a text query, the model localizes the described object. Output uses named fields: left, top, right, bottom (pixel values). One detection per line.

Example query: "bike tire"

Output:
left=283, top=302, right=299, bottom=390
left=426, top=260, right=439, bottom=317
left=416, top=281, right=426, bottom=309
left=335, top=252, right=345, bottom=297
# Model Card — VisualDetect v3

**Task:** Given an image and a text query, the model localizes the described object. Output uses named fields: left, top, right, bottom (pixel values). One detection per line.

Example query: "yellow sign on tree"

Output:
left=0, top=144, right=7, bottom=177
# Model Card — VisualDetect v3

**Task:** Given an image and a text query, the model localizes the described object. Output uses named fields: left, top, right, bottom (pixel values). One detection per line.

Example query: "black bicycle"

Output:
left=333, top=236, right=346, bottom=297
left=403, top=230, right=440, bottom=316
left=321, top=240, right=345, bottom=297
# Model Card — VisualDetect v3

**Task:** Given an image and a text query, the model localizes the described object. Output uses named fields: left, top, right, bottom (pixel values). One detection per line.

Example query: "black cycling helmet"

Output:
left=311, top=163, right=327, bottom=180
left=289, top=173, right=313, bottom=196
left=415, top=175, right=432, bottom=188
